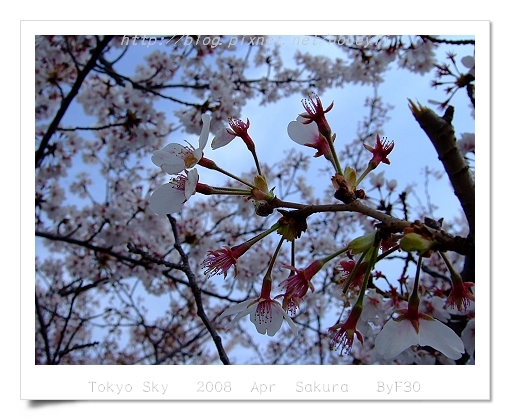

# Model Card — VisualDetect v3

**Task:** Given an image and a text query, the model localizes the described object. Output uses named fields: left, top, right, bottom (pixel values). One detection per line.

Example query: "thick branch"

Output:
left=271, top=198, right=474, bottom=256
left=408, top=102, right=475, bottom=238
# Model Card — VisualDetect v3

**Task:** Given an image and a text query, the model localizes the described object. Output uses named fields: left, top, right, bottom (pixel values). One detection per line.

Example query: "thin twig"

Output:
left=167, top=215, right=230, bottom=365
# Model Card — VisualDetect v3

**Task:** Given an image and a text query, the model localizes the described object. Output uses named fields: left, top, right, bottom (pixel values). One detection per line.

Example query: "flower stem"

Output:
left=238, top=135, right=263, bottom=176
left=377, top=245, right=400, bottom=261
left=325, top=134, right=343, bottom=176
left=209, top=187, right=253, bottom=196
left=249, top=148, right=263, bottom=176
left=342, top=249, right=369, bottom=294
left=355, top=242, right=380, bottom=306
left=261, top=235, right=285, bottom=296
left=439, top=250, right=463, bottom=285
left=355, top=163, right=374, bottom=187
left=199, top=158, right=256, bottom=189
left=320, top=246, right=349, bottom=266
left=439, top=251, right=458, bottom=277
left=245, top=222, right=280, bottom=248
left=408, top=255, right=423, bottom=315
left=267, top=236, right=285, bottom=275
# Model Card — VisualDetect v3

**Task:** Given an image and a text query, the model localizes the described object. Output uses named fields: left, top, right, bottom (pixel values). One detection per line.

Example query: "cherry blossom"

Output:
left=369, top=171, right=386, bottom=189
left=338, top=259, right=368, bottom=289
left=220, top=297, right=298, bottom=337
left=374, top=310, right=464, bottom=360
left=212, top=128, right=236, bottom=150
left=461, top=318, right=475, bottom=357
left=397, top=38, right=437, bottom=75
left=211, top=116, right=262, bottom=174
left=363, top=134, right=394, bottom=168
left=461, top=55, right=475, bottom=77
left=202, top=223, right=280, bottom=278
left=439, top=250, right=475, bottom=312
left=299, top=92, right=334, bottom=138
left=278, top=261, right=320, bottom=315
left=360, top=289, right=386, bottom=324
left=457, top=132, right=475, bottom=155
left=446, top=280, right=475, bottom=312
left=329, top=305, right=364, bottom=355
left=287, top=116, right=334, bottom=161
left=211, top=117, right=252, bottom=150
left=148, top=169, right=199, bottom=215
left=419, top=296, right=451, bottom=323
left=151, top=114, right=211, bottom=174
left=385, top=179, right=397, bottom=192
left=202, top=246, right=242, bottom=278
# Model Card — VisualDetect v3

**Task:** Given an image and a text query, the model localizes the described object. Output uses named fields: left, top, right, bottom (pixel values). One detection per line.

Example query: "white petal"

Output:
left=148, top=183, right=185, bottom=215
left=265, top=313, right=284, bottom=336
left=375, top=319, right=419, bottom=360
left=279, top=305, right=299, bottom=336
left=250, top=303, right=284, bottom=336
left=225, top=313, right=249, bottom=331
left=361, top=301, right=378, bottom=321
left=222, top=302, right=255, bottom=331
left=458, top=132, right=475, bottom=154
left=228, top=306, right=256, bottom=330
left=461, top=318, right=475, bottom=356
left=193, top=148, right=203, bottom=163
left=211, top=128, right=236, bottom=150
left=198, top=114, right=211, bottom=150
left=287, top=119, right=320, bottom=146
left=461, top=55, right=475, bottom=69
left=418, top=318, right=464, bottom=360
left=266, top=302, right=289, bottom=336
left=152, top=143, right=185, bottom=164
left=220, top=300, right=254, bottom=318
left=151, top=144, right=187, bottom=174
left=429, top=296, right=451, bottom=323
left=184, top=169, right=199, bottom=199
left=161, top=162, right=187, bottom=175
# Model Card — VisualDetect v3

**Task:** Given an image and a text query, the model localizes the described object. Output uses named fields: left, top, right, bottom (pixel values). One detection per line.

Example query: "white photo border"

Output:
left=24, top=20, right=490, bottom=401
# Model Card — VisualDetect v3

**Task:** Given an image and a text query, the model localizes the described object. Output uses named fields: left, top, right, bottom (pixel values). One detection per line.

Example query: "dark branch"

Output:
left=419, top=35, right=475, bottom=45
left=270, top=198, right=474, bottom=256
left=167, top=215, right=231, bottom=365
left=409, top=103, right=475, bottom=238
left=36, top=230, right=150, bottom=268
left=35, top=36, right=114, bottom=168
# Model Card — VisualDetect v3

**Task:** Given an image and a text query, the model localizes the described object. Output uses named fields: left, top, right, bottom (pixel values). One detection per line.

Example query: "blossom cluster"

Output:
left=146, top=91, right=473, bottom=363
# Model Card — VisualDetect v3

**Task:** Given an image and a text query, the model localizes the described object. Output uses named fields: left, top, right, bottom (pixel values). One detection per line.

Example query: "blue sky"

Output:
left=109, top=35, right=476, bottom=227
left=57, top=35, right=476, bottom=226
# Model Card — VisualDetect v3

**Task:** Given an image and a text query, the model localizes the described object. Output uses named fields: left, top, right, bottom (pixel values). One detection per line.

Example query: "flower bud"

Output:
left=400, top=232, right=436, bottom=257
left=251, top=175, right=275, bottom=201
left=348, top=231, right=376, bottom=254
left=344, top=167, right=357, bottom=190
left=254, top=201, right=274, bottom=217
